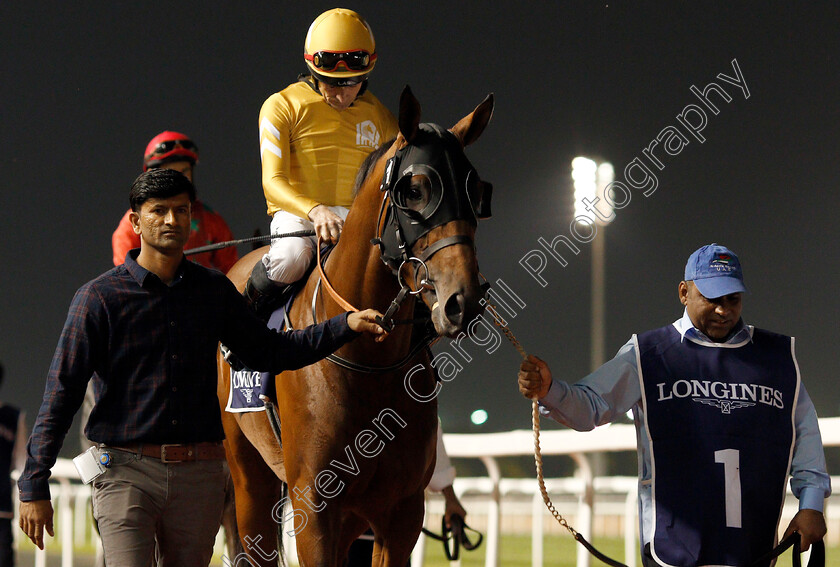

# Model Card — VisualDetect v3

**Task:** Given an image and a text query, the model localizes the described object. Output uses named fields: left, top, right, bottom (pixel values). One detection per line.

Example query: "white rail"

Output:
left=17, top=417, right=840, bottom=566
left=436, top=417, right=840, bottom=567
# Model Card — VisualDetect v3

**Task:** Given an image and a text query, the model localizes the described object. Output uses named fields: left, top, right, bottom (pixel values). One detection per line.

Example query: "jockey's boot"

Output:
left=221, top=262, right=287, bottom=371
left=243, top=261, right=288, bottom=321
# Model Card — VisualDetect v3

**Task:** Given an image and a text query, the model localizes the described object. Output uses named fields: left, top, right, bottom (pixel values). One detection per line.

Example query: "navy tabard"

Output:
left=637, top=325, right=797, bottom=567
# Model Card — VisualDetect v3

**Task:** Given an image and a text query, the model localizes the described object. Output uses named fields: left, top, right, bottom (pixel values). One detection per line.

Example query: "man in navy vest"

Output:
left=0, top=363, right=26, bottom=567
left=518, top=244, right=830, bottom=567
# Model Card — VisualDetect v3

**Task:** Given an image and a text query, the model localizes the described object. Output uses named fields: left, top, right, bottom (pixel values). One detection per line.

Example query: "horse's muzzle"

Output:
left=434, top=286, right=485, bottom=337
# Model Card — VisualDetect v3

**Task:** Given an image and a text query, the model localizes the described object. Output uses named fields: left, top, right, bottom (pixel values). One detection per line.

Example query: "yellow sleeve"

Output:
left=259, top=93, right=319, bottom=219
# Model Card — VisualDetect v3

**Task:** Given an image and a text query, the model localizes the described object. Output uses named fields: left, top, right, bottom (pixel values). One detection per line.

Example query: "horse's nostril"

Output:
left=444, top=293, right=466, bottom=325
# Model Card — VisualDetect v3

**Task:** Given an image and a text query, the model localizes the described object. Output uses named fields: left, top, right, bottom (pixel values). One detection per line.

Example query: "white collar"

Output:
left=673, top=309, right=754, bottom=348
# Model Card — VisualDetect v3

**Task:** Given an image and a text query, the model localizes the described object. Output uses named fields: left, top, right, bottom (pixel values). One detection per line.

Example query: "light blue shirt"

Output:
left=539, top=311, right=831, bottom=545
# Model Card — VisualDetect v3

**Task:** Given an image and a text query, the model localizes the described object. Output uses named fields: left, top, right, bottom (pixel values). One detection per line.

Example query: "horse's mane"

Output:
left=352, top=138, right=396, bottom=198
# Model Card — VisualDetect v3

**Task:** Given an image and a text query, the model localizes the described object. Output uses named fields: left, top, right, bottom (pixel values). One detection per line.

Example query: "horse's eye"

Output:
left=408, top=176, right=430, bottom=197
left=404, top=175, right=431, bottom=211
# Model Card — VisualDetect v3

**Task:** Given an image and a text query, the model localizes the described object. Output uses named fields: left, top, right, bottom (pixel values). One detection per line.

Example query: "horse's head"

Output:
left=373, top=86, right=494, bottom=337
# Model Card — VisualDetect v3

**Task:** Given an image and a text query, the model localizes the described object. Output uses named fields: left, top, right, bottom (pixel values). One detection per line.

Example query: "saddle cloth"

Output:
left=224, top=296, right=292, bottom=413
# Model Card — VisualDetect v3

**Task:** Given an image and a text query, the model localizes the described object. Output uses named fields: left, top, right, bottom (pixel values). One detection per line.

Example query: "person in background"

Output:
left=112, top=130, right=238, bottom=273
left=518, top=243, right=829, bottom=567
left=0, top=363, right=26, bottom=567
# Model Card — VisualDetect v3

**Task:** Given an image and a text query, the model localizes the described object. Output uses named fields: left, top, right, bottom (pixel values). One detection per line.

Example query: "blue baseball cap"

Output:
left=684, top=243, right=747, bottom=299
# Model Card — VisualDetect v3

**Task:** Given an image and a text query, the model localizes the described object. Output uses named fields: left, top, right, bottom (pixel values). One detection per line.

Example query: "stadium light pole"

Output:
left=571, top=157, right=615, bottom=371
left=571, top=157, right=615, bottom=567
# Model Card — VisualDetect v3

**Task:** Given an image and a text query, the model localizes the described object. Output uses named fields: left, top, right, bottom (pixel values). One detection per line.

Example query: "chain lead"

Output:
left=483, top=301, right=577, bottom=537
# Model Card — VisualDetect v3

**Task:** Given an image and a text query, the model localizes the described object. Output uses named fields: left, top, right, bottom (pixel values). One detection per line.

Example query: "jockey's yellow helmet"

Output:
left=304, top=8, right=377, bottom=86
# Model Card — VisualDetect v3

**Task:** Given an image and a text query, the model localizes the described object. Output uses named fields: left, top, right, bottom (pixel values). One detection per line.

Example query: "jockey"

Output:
left=111, top=131, right=239, bottom=273
left=245, top=8, right=399, bottom=318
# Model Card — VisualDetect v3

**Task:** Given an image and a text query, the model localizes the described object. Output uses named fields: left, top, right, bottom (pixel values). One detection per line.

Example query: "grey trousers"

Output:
left=91, top=447, right=226, bottom=567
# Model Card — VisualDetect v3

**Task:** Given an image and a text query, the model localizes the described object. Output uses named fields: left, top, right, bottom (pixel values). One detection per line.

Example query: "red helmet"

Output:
left=143, top=131, right=199, bottom=171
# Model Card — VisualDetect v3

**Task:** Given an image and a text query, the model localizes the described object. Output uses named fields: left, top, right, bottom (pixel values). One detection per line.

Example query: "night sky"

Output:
left=2, top=2, right=839, bottom=459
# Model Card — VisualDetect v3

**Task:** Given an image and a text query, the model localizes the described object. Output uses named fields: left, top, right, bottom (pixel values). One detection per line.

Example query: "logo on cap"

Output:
left=685, top=244, right=747, bottom=298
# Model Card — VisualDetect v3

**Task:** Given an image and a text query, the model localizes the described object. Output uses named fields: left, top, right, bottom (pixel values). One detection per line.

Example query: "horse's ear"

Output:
left=398, top=85, right=421, bottom=144
left=450, top=93, right=494, bottom=147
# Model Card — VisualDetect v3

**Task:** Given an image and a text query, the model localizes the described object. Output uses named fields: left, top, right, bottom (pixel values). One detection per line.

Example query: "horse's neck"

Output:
left=301, top=160, right=419, bottom=359
left=327, top=241, right=394, bottom=306
left=309, top=230, right=415, bottom=360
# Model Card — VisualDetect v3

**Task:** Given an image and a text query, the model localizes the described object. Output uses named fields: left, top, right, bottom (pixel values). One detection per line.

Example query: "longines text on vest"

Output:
left=656, top=380, right=784, bottom=408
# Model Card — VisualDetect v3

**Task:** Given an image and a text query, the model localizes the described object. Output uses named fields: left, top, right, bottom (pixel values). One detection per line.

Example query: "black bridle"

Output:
left=372, top=123, right=491, bottom=277
left=365, top=123, right=491, bottom=332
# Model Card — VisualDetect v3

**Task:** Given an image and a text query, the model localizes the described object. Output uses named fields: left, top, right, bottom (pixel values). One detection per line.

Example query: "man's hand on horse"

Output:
left=348, top=309, right=389, bottom=342
left=783, top=509, right=827, bottom=551
left=309, top=205, right=344, bottom=244
left=19, top=500, right=55, bottom=550
left=518, top=355, right=553, bottom=400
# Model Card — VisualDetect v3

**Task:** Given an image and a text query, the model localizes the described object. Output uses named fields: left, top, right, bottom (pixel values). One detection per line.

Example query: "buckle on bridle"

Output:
left=397, top=257, right=431, bottom=296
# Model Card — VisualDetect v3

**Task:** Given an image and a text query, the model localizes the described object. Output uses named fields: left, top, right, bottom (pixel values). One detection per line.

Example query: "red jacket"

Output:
left=112, top=200, right=239, bottom=273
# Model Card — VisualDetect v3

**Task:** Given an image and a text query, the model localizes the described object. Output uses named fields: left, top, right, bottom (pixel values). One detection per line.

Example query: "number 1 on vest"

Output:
left=715, top=448, right=742, bottom=528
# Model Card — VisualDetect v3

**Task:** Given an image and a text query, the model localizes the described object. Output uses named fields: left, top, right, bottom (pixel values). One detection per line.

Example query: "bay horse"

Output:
left=217, top=86, right=494, bottom=566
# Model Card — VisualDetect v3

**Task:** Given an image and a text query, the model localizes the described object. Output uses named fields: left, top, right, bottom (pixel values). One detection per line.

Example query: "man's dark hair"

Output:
left=129, top=168, right=196, bottom=212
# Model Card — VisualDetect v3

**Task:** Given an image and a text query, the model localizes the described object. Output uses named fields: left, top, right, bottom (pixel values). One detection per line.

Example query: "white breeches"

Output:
left=262, top=207, right=349, bottom=284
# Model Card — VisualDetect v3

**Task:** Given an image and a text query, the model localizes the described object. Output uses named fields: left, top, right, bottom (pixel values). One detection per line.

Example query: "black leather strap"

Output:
left=421, top=514, right=483, bottom=561
left=750, top=532, right=825, bottom=567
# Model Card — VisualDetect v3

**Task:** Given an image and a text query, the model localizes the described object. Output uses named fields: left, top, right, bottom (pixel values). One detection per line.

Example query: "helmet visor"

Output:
left=147, top=139, right=198, bottom=159
left=305, top=50, right=376, bottom=72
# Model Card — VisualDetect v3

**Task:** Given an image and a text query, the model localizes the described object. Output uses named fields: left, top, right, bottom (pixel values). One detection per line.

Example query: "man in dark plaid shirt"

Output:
left=18, top=168, right=386, bottom=566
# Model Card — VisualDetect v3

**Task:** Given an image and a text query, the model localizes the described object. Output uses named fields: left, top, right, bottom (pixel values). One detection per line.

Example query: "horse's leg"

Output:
left=338, top=514, right=371, bottom=567
left=293, top=482, right=372, bottom=567
left=289, top=481, right=354, bottom=567
left=369, top=491, right=426, bottom=567
left=221, top=460, right=244, bottom=558
left=222, top=412, right=284, bottom=567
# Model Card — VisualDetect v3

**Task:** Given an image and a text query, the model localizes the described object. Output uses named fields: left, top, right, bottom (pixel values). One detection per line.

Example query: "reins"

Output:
left=750, top=532, right=824, bottom=567
left=313, top=231, right=433, bottom=327
left=309, top=278, right=436, bottom=374
left=315, top=237, right=359, bottom=313
left=421, top=514, right=483, bottom=561
left=299, top=237, right=437, bottom=374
